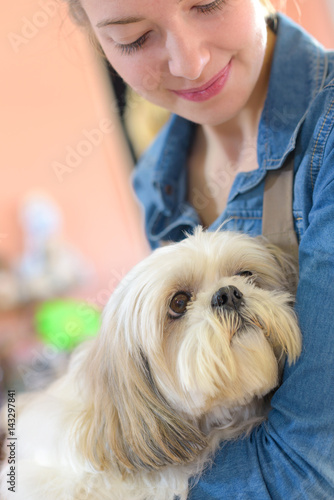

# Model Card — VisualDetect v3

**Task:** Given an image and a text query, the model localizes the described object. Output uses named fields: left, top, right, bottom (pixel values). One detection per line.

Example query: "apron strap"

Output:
left=262, top=154, right=299, bottom=261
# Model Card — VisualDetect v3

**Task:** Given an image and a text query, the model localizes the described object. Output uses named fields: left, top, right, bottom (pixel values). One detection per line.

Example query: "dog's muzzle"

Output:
left=211, top=286, right=243, bottom=311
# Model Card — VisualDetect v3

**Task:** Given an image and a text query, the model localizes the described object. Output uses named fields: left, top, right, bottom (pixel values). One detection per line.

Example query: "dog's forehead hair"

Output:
left=143, top=231, right=270, bottom=292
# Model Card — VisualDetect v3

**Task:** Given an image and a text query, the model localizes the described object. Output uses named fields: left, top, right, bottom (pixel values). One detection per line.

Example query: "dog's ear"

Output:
left=256, top=237, right=299, bottom=295
left=75, top=324, right=207, bottom=475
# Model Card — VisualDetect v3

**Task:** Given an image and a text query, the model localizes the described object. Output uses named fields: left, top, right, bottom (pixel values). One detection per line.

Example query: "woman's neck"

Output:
left=201, top=27, right=276, bottom=165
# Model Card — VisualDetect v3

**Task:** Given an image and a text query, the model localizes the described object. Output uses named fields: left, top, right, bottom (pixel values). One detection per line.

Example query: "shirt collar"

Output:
left=258, top=12, right=328, bottom=170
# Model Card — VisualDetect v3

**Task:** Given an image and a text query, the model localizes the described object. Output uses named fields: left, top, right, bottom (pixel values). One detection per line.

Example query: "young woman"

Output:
left=64, top=1, right=334, bottom=497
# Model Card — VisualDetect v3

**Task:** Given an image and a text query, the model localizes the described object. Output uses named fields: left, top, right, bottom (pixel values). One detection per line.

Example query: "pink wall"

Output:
left=0, top=0, right=333, bottom=302
left=283, top=0, right=334, bottom=48
left=0, top=1, right=149, bottom=302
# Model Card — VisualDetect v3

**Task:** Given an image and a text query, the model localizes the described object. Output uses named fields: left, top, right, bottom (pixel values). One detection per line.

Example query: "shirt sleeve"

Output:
left=187, top=131, right=334, bottom=499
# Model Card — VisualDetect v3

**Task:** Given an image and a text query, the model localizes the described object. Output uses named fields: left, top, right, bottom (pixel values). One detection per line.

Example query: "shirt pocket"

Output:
left=211, top=209, right=263, bottom=237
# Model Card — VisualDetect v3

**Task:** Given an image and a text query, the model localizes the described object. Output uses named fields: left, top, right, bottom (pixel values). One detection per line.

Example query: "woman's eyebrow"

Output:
left=96, top=0, right=186, bottom=28
left=96, top=16, right=145, bottom=28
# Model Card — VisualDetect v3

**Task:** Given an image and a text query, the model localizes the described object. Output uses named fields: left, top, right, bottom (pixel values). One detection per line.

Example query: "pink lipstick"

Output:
left=171, top=61, right=232, bottom=102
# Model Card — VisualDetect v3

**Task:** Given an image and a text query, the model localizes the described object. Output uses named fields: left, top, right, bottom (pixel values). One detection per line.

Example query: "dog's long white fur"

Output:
left=0, top=229, right=302, bottom=500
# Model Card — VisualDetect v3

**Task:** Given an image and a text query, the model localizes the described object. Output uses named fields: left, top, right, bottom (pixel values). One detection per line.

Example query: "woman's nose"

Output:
left=166, top=27, right=210, bottom=80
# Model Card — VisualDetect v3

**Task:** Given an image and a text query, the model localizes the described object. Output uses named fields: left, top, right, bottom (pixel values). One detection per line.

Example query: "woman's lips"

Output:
left=170, top=61, right=232, bottom=102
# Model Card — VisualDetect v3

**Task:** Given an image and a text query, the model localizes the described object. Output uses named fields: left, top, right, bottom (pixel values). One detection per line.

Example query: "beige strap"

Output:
left=262, top=155, right=299, bottom=261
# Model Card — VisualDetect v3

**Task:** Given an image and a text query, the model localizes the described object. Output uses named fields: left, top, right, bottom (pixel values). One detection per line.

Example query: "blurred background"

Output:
left=0, top=0, right=333, bottom=399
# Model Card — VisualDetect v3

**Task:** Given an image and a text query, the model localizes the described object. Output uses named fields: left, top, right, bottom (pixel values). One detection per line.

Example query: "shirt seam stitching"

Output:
left=310, top=97, right=334, bottom=190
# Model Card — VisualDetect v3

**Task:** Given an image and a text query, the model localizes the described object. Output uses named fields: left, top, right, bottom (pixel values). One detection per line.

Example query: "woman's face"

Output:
left=80, top=0, right=269, bottom=126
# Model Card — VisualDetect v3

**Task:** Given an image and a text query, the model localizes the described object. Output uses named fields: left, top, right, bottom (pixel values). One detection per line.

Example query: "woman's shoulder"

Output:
left=275, top=13, right=333, bottom=81
left=266, top=13, right=334, bottom=143
left=324, top=52, right=334, bottom=88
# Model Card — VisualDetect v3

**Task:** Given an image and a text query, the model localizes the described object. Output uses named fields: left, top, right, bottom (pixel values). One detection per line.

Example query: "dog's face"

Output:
left=79, top=229, right=301, bottom=473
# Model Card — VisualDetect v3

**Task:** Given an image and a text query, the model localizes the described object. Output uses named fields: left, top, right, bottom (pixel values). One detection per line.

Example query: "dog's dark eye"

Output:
left=236, top=270, right=253, bottom=278
left=169, top=292, right=191, bottom=318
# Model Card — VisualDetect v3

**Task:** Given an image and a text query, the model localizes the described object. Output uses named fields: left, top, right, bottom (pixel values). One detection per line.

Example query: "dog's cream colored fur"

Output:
left=0, top=229, right=302, bottom=500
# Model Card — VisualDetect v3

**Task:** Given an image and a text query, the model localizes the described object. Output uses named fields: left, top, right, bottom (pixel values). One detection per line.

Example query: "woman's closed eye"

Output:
left=195, top=0, right=226, bottom=15
left=115, top=32, right=151, bottom=55
left=112, top=0, right=227, bottom=55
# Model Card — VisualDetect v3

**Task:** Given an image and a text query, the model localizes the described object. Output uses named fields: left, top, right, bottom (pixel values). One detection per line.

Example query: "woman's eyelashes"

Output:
left=115, top=32, right=151, bottom=55
left=196, top=0, right=226, bottom=15
left=114, top=0, right=226, bottom=55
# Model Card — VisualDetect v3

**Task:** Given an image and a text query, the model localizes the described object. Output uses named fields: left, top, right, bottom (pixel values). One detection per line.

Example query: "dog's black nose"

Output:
left=211, top=286, right=243, bottom=310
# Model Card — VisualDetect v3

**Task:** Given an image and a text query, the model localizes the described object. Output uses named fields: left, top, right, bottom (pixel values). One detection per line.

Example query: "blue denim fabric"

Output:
left=133, top=13, right=334, bottom=499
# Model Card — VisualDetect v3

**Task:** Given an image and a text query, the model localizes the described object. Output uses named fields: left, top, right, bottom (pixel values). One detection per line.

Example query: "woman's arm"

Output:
left=188, top=128, right=334, bottom=500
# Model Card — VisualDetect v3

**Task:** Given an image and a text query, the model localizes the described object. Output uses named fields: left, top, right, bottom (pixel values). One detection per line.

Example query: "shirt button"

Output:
left=165, top=185, right=173, bottom=195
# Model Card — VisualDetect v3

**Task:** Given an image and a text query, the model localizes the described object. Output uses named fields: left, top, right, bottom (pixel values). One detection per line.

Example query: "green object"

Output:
left=35, top=299, right=101, bottom=351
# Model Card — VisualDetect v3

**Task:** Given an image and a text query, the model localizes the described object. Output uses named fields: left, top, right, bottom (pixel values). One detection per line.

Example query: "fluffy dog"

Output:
left=0, top=229, right=302, bottom=500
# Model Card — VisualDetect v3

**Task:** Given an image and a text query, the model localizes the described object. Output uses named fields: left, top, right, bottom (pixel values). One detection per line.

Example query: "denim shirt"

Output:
left=133, top=13, right=334, bottom=500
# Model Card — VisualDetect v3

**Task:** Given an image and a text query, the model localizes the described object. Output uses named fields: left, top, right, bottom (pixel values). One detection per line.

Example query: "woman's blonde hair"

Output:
left=260, top=0, right=276, bottom=14
left=63, top=0, right=89, bottom=27
left=62, top=0, right=103, bottom=53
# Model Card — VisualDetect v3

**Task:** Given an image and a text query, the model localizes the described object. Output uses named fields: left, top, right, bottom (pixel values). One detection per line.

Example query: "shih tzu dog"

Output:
left=0, top=229, right=302, bottom=500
